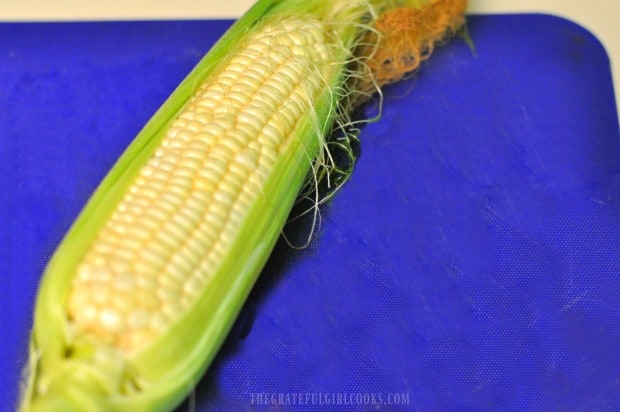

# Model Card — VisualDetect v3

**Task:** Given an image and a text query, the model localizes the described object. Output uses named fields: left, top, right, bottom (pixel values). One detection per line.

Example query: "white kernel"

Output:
left=194, top=176, right=216, bottom=193
left=228, top=159, right=250, bottom=177
left=180, top=202, right=203, bottom=222
left=166, top=127, right=182, bottom=138
left=150, top=312, right=169, bottom=331
left=219, top=137, right=243, bottom=154
left=127, top=329, right=156, bottom=351
left=178, top=111, right=195, bottom=121
left=204, top=157, right=228, bottom=175
left=278, top=63, right=302, bottom=84
left=197, top=167, right=220, bottom=185
left=220, top=176, right=242, bottom=195
left=216, top=75, right=235, bottom=88
left=168, top=175, right=193, bottom=192
left=183, top=146, right=207, bottom=161
left=209, top=200, right=229, bottom=222
left=204, top=212, right=225, bottom=230
left=228, top=91, right=251, bottom=107
left=109, top=254, right=133, bottom=273
left=211, top=239, right=230, bottom=259
left=247, top=61, right=272, bottom=79
left=225, top=62, right=247, bottom=75
left=192, top=110, right=213, bottom=124
left=236, top=111, right=263, bottom=133
left=196, top=258, right=216, bottom=278
left=129, top=194, right=151, bottom=208
left=265, top=46, right=290, bottom=66
left=234, top=148, right=259, bottom=170
left=139, top=247, right=168, bottom=268
left=169, top=253, right=194, bottom=277
left=205, top=80, right=227, bottom=93
left=185, top=196, right=207, bottom=216
left=184, top=237, right=206, bottom=262
left=245, top=40, right=268, bottom=54
left=112, top=291, right=133, bottom=313
left=68, top=288, right=89, bottom=312
left=278, top=104, right=299, bottom=128
left=184, top=137, right=210, bottom=151
left=170, top=212, right=196, bottom=235
left=99, top=308, right=124, bottom=333
left=213, top=108, right=235, bottom=121
left=156, top=284, right=181, bottom=304
left=232, top=123, right=255, bottom=145
left=137, top=186, right=159, bottom=200
left=113, top=273, right=136, bottom=291
left=92, top=241, right=115, bottom=255
left=211, top=117, right=235, bottom=132
left=246, top=173, right=264, bottom=194
left=77, top=305, right=98, bottom=325
left=185, top=120, right=204, bottom=131
left=261, top=124, right=284, bottom=147
left=285, top=31, right=306, bottom=46
left=195, top=97, right=216, bottom=111
left=128, top=309, right=150, bottom=329
left=261, top=145, right=278, bottom=164
left=191, top=132, right=216, bottom=147
left=144, top=205, right=170, bottom=222
left=139, top=214, right=161, bottom=231
left=230, top=203, right=246, bottom=225
left=159, top=192, right=184, bottom=208
left=245, top=104, right=270, bottom=125
left=146, top=178, right=166, bottom=192
left=290, top=44, right=310, bottom=58
left=119, top=236, right=143, bottom=251
left=238, top=188, right=255, bottom=207
left=136, top=290, right=160, bottom=310
left=202, top=120, right=228, bottom=137
left=132, top=222, right=153, bottom=237
left=255, top=85, right=281, bottom=107
left=139, top=165, right=156, bottom=178
left=156, top=161, right=174, bottom=175
left=272, top=71, right=297, bottom=96
left=162, top=301, right=184, bottom=321
left=157, top=226, right=184, bottom=250
left=135, top=271, right=157, bottom=289
left=237, top=75, right=261, bottom=90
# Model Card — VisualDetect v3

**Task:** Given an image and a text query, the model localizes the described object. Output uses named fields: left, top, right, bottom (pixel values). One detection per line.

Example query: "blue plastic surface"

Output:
left=2, top=14, right=620, bottom=411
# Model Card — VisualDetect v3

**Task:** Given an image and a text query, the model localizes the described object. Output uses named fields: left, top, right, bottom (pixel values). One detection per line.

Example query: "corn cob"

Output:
left=19, top=0, right=467, bottom=410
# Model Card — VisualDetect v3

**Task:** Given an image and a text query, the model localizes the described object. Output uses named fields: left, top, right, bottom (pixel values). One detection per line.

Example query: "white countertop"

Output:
left=1, top=0, right=618, bottom=117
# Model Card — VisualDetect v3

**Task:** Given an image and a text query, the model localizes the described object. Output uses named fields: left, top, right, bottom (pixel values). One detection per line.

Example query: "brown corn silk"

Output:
left=355, top=0, right=467, bottom=96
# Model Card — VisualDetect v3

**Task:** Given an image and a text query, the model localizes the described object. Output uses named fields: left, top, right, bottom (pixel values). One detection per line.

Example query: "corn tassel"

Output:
left=19, top=0, right=467, bottom=410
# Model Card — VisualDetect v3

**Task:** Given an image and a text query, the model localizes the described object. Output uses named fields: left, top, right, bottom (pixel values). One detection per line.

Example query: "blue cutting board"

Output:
left=2, top=14, right=619, bottom=411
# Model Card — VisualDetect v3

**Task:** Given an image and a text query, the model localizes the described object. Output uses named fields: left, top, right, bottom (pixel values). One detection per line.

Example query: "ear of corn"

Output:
left=20, top=0, right=467, bottom=411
